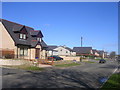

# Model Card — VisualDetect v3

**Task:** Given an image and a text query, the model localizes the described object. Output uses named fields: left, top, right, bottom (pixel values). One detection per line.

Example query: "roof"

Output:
left=30, top=30, right=43, bottom=37
left=31, top=40, right=39, bottom=47
left=40, top=40, right=48, bottom=48
left=12, top=25, right=24, bottom=32
left=30, top=30, right=39, bottom=36
left=47, top=45, right=58, bottom=51
left=73, top=47, right=92, bottom=54
left=98, top=50, right=104, bottom=54
left=1, top=19, right=32, bottom=46
left=1, top=19, right=47, bottom=48
left=62, top=46, right=74, bottom=52
left=92, top=49, right=98, bottom=54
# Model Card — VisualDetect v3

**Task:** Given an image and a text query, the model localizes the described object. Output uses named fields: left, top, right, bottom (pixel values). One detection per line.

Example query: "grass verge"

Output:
left=55, top=63, right=81, bottom=67
left=101, top=73, right=120, bottom=89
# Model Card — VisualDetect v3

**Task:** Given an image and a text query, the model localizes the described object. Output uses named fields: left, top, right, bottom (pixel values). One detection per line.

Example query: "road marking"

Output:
left=99, top=66, right=118, bottom=89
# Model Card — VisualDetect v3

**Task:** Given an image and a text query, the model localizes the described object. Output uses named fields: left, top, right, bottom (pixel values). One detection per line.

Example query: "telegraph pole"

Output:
left=81, top=37, right=83, bottom=47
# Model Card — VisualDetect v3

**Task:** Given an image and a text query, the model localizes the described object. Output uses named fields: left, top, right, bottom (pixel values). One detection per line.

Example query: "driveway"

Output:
left=1, top=59, right=118, bottom=89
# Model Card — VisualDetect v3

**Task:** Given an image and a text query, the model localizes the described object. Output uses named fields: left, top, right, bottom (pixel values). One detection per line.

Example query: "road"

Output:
left=1, top=59, right=118, bottom=89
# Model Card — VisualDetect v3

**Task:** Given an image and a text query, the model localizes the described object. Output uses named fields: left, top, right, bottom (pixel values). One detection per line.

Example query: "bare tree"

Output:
left=109, top=51, right=116, bottom=59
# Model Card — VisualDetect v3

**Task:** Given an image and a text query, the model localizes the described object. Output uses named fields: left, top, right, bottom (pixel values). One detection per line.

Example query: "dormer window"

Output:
left=20, top=34, right=27, bottom=40
left=37, top=37, right=42, bottom=42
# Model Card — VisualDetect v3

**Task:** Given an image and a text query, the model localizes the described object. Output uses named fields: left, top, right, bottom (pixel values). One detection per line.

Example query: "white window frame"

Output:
left=24, top=48, right=28, bottom=56
left=20, top=48, right=28, bottom=56
left=20, top=34, right=23, bottom=39
left=40, top=38, right=42, bottom=42
left=20, top=48, right=24, bottom=56
left=37, top=37, right=40, bottom=41
left=37, top=37, right=42, bottom=42
left=23, top=34, right=26, bottom=39
left=19, top=34, right=27, bottom=40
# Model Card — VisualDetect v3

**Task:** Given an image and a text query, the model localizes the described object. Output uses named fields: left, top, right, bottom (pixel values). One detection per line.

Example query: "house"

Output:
left=92, top=49, right=99, bottom=57
left=98, top=50, right=108, bottom=58
left=47, top=45, right=58, bottom=56
left=104, top=52, right=108, bottom=58
left=0, top=19, right=48, bottom=60
left=73, top=47, right=93, bottom=56
left=98, top=50, right=105, bottom=58
left=47, top=45, right=76, bottom=56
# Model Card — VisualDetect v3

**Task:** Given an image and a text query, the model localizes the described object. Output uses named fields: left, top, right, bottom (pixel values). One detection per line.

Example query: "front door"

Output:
left=35, top=48, right=40, bottom=59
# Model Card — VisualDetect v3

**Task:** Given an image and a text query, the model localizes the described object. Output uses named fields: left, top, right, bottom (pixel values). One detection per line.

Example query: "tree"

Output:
left=109, top=51, right=116, bottom=59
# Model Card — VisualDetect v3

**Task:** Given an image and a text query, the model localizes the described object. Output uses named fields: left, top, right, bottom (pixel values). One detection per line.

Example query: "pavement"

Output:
left=1, top=59, right=119, bottom=89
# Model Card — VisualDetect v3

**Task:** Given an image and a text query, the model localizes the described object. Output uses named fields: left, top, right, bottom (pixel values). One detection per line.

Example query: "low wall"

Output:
left=0, top=59, right=31, bottom=66
left=60, top=56, right=81, bottom=61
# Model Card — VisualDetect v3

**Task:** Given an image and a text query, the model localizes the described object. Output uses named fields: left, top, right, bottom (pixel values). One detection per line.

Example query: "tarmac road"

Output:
left=1, top=59, right=118, bottom=89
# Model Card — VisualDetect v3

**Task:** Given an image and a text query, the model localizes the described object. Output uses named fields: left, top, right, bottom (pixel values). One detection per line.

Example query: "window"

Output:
left=24, top=48, right=28, bottom=56
left=37, top=37, right=40, bottom=41
left=40, top=38, right=42, bottom=42
left=66, top=51, right=68, bottom=53
left=20, top=48, right=24, bottom=55
left=20, top=48, right=28, bottom=56
left=20, top=34, right=23, bottom=39
left=23, top=34, right=26, bottom=39
left=37, top=37, right=42, bottom=42
left=19, top=34, right=27, bottom=40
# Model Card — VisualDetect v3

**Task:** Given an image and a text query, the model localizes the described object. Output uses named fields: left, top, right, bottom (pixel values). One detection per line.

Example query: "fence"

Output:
left=38, top=59, right=54, bottom=65
left=0, top=49, right=14, bottom=59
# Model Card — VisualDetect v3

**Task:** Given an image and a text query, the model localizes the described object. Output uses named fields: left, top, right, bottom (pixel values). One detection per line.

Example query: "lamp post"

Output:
left=81, top=37, right=83, bottom=47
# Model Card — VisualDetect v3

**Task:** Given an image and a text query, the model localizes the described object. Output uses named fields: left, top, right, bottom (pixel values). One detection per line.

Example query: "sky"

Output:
left=2, top=2, right=118, bottom=54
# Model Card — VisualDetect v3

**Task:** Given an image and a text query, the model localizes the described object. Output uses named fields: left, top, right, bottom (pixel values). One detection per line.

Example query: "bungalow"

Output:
left=98, top=50, right=107, bottom=58
left=73, top=47, right=93, bottom=56
left=92, top=49, right=99, bottom=57
left=47, top=45, right=58, bottom=56
left=47, top=45, right=76, bottom=56
left=0, top=19, right=48, bottom=60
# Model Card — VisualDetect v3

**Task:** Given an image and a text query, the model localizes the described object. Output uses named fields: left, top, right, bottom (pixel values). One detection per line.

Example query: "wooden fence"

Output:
left=0, top=49, right=14, bottom=59
left=38, top=59, right=54, bottom=65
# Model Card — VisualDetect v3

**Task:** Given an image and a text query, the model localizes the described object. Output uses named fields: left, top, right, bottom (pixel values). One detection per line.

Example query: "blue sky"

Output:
left=2, top=2, right=118, bottom=53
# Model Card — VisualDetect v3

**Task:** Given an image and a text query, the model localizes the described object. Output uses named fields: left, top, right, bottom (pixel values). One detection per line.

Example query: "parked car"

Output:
left=48, top=56, right=63, bottom=61
left=99, top=59, right=106, bottom=63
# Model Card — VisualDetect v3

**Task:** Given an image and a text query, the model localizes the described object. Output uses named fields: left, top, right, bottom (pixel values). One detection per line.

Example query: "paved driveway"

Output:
left=1, top=60, right=118, bottom=89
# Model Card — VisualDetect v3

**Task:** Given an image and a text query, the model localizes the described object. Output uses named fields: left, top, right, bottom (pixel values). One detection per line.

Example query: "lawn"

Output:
left=95, top=59, right=101, bottom=60
left=3, top=64, right=44, bottom=71
left=101, top=73, right=120, bottom=89
left=55, top=62, right=81, bottom=67
left=83, top=61, right=95, bottom=63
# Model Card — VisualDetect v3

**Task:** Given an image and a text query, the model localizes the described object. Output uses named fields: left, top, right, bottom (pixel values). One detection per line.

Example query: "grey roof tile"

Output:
left=1, top=19, right=47, bottom=48
left=73, top=47, right=92, bottom=54
left=47, top=45, right=58, bottom=50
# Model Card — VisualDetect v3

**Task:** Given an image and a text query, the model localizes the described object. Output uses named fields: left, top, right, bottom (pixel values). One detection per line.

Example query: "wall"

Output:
left=94, top=52, right=99, bottom=56
left=0, top=22, right=18, bottom=58
left=54, top=47, right=71, bottom=56
left=30, top=48, right=35, bottom=59
left=0, top=22, right=15, bottom=49
left=47, top=51, right=53, bottom=56
left=40, top=50, right=47, bottom=59
left=0, top=59, right=31, bottom=66
left=47, top=50, right=58, bottom=56
left=60, top=56, right=81, bottom=61
left=71, top=52, right=76, bottom=56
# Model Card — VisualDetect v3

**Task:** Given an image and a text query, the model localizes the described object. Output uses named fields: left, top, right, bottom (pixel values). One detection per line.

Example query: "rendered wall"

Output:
left=0, top=22, right=15, bottom=49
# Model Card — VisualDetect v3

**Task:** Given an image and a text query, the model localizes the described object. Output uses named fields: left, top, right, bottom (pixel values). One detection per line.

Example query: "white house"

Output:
left=47, top=45, right=76, bottom=56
